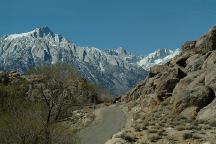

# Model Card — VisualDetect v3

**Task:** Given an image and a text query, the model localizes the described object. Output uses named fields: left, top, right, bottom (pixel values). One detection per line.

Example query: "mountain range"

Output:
left=0, top=27, right=179, bottom=95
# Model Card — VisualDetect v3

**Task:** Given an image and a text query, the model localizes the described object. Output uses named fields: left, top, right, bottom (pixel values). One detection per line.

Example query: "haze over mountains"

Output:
left=0, top=27, right=179, bottom=95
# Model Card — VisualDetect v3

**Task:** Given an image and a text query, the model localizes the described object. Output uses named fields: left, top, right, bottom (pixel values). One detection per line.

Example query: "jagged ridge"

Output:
left=0, top=27, right=179, bottom=95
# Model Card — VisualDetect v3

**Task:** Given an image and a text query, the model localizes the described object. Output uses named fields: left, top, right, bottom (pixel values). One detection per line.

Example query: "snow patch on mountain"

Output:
left=138, top=48, right=181, bottom=70
left=5, top=30, right=35, bottom=40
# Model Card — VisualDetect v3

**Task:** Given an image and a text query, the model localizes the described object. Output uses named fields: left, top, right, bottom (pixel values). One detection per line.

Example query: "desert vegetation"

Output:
left=0, top=64, right=111, bottom=144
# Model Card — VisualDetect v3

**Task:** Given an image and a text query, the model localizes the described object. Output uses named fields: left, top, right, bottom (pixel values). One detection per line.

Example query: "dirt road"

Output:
left=78, top=105, right=126, bottom=144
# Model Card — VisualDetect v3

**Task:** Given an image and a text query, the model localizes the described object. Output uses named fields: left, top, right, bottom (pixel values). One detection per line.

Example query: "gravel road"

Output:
left=78, top=105, right=126, bottom=144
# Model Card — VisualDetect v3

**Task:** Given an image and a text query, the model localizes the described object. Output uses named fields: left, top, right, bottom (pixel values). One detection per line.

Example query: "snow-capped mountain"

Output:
left=0, top=27, right=147, bottom=95
left=0, top=27, right=179, bottom=95
left=137, top=48, right=180, bottom=70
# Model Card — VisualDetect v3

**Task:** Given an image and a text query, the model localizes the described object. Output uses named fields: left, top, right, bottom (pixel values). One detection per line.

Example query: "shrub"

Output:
left=209, top=121, right=216, bottom=127
left=148, top=129, right=158, bottom=133
left=133, top=123, right=148, bottom=132
left=192, top=134, right=201, bottom=139
left=182, top=132, right=193, bottom=140
left=121, top=133, right=137, bottom=142
left=148, top=134, right=161, bottom=142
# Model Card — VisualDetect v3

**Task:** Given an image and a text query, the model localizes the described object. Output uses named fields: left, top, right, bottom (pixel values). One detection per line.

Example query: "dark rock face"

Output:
left=125, top=25, right=216, bottom=121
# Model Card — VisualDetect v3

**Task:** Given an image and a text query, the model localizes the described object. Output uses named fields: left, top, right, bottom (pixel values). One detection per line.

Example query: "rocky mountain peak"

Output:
left=4, top=26, right=56, bottom=41
left=115, top=47, right=127, bottom=56
left=32, top=26, right=55, bottom=38
left=0, top=28, right=148, bottom=95
left=154, top=48, right=172, bottom=56
left=137, top=48, right=180, bottom=70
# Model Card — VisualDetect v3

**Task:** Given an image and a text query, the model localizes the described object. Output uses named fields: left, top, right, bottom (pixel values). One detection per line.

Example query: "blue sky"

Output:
left=0, top=0, right=216, bottom=55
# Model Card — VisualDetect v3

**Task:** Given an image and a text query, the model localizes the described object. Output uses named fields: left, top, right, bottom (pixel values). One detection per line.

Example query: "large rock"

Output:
left=173, top=85, right=214, bottom=113
left=140, top=94, right=160, bottom=112
left=205, top=65, right=216, bottom=94
left=149, top=65, right=169, bottom=77
left=172, top=70, right=204, bottom=91
left=155, top=77, right=179, bottom=99
left=196, top=98, right=216, bottom=121
left=180, top=106, right=199, bottom=119
left=202, top=51, right=216, bottom=69
left=172, top=70, right=214, bottom=113
left=185, top=54, right=205, bottom=73
left=175, top=54, right=190, bottom=68
left=154, top=66, right=186, bottom=98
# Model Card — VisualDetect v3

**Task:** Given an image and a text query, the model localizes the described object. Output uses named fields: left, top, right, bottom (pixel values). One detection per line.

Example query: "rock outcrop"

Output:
left=125, top=25, right=216, bottom=121
left=107, top=25, right=216, bottom=144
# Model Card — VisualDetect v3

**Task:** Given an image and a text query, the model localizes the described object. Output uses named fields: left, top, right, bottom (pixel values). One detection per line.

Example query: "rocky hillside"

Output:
left=0, top=27, right=180, bottom=96
left=126, top=25, right=216, bottom=120
left=108, top=25, right=216, bottom=144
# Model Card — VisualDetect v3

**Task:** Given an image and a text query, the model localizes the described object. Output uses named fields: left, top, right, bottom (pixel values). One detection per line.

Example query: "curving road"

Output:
left=78, top=105, right=126, bottom=144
